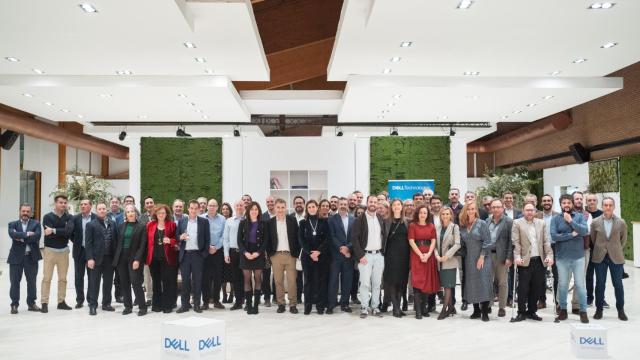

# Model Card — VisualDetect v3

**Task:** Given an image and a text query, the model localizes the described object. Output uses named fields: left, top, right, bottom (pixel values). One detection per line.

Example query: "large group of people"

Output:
left=7, top=188, right=629, bottom=323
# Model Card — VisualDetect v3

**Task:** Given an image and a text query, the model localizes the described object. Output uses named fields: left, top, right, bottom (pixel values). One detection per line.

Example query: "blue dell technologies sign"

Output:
left=388, top=179, right=435, bottom=201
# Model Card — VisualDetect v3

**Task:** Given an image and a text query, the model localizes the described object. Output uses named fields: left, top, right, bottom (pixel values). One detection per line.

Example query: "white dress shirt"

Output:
left=365, top=212, right=381, bottom=251
left=276, top=218, right=290, bottom=252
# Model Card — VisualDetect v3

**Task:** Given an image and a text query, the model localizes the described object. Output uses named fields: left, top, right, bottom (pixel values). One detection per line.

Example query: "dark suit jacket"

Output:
left=505, top=207, right=523, bottom=220
left=7, top=219, right=42, bottom=264
left=328, top=213, right=355, bottom=255
left=176, top=216, right=211, bottom=262
left=265, top=216, right=300, bottom=257
left=352, top=212, right=387, bottom=261
left=85, top=217, right=118, bottom=266
left=69, top=212, right=97, bottom=259
left=237, top=219, right=267, bottom=255
left=486, top=215, right=514, bottom=263
left=112, top=221, right=147, bottom=266
left=298, top=217, right=330, bottom=258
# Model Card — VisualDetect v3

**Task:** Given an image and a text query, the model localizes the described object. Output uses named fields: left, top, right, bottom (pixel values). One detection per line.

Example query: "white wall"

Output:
left=450, top=136, right=469, bottom=196
left=0, top=144, right=21, bottom=260
left=543, top=163, right=589, bottom=212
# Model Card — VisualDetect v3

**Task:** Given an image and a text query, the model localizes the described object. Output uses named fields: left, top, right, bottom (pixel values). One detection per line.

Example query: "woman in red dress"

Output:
left=408, top=204, right=440, bottom=319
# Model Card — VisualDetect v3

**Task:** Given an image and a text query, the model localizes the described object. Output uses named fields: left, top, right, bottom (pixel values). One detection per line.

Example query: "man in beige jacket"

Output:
left=512, top=203, right=554, bottom=322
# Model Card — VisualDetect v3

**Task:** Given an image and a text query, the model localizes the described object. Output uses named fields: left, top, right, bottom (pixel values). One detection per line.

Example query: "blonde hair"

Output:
left=459, top=201, right=479, bottom=227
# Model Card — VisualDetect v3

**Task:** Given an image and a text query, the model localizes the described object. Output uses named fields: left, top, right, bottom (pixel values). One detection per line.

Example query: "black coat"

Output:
left=112, top=221, right=147, bottom=266
left=265, top=216, right=300, bottom=257
left=237, top=219, right=267, bottom=255
left=68, top=213, right=96, bottom=259
left=85, top=217, right=118, bottom=266
left=176, top=216, right=211, bottom=262
left=298, top=216, right=330, bottom=258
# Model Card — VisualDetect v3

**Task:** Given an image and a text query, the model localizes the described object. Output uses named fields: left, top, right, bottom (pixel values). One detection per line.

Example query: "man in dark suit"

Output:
left=85, top=202, right=118, bottom=315
left=176, top=199, right=211, bottom=313
left=327, top=197, right=355, bottom=314
left=266, top=198, right=301, bottom=314
left=8, top=204, right=42, bottom=314
left=502, top=191, right=523, bottom=219
left=68, top=199, right=96, bottom=309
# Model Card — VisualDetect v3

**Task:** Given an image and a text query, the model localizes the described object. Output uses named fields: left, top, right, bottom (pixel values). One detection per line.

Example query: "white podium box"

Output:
left=570, top=324, right=607, bottom=359
left=162, top=317, right=226, bottom=359
left=633, top=222, right=640, bottom=267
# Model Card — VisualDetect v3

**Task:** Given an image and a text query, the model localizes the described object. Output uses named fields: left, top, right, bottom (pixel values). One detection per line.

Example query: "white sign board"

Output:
left=570, top=323, right=607, bottom=359
left=162, top=317, right=226, bottom=359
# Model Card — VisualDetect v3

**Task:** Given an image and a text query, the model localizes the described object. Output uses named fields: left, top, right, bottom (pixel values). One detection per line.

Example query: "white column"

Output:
left=0, top=144, right=21, bottom=260
left=354, top=137, right=370, bottom=195
left=449, top=136, right=469, bottom=196
left=222, top=137, right=243, bottom=203
left=128, top=137, right=141, bottom=206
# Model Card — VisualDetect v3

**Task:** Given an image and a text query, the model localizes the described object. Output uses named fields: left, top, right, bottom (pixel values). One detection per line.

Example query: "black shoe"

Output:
left=470, top=310, right=481, bottom=319
left=498, top=308, right=506, bottom=317
left=10, top=305, right=18, bottom=314
left=618, top=309, right=628, bottom=321
left=622, top=272, right=629, bottom=279
left=401, top=302, right=408, bottom=312
left=594, top=309, right=603, bottom=320
left=326, top=307, right=334, bottom=315
left=380, top=303, right=389, bottom=313
left=194, top=305, right=203, bottom=313
left=75, top=303, right=83, bottom=309
left=116, top=296, right=124, bottom=304
left=138, top=308, right=147, bottom=316
left=512, top=313, right=527, bottom=322
left=28, top=304, right=41, bottom=312
left=176, top=306, right=189, bottom=313
left=162, top=309, right=173, bottom=314
left=487, top=307, right=492, bottom=314
left=57, top=301, right=72, bottom=310
left=304, top=304, right=312, bottom=315
left=290, top=306, right=299, bottom=314
left=317, top=308, right=325, bottom=315
left=101, top=305, right=115, bottom=312
left=341, top=305, right=352, bottom=313
left=41, top=304, right=48, bottom=313
left=351, top=297, right=361, bottom=305
left=571, top=308, right=580, bottom=315
left=145, top=300, right=152, bottom=306
left=230, top=302, right=243, bottom=311
left=264, top=299, right=272, bottom=308
left=461, top=301, right=468, bottom=311
left=428, top=304, right=437, bottom=313
left=212, top=301, right=225, bottom=309
left=481, top=312, right=490, bottom=322
left=587, top=299, right=593, bottom=306
left=528, top=313, right=543, bottom=321
left=89, top=306, right=97, bottom=316
left=277, top=305, right=286, bottom=313
left=122, top=308, right=133, bottom=315
left=200, top=303, right=210, bottom=310
left=152, top=306, right=162, bottom=312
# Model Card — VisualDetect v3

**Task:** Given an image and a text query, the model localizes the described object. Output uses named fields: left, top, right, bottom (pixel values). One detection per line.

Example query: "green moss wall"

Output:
left=370, top=136, right=450, bottom=198
left=620, top=154, right=640, bottom=260
left=140, top=138, right=222, bottom=207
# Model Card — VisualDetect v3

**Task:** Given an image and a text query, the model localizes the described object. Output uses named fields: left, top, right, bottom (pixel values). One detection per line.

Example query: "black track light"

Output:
left=390, top=127, right=399, bottom=136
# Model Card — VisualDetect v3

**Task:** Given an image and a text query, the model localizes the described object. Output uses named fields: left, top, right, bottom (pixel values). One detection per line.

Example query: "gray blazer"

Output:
left=486, top=215, right=514, bottom=264
left=435, top=222, right=461, bottom=270
left=590, top=215, right=627, bottom=265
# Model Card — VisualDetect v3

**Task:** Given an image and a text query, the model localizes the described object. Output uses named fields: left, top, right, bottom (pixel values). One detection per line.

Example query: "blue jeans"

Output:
left=556, top=257, right=587, bottom=312
left=595, top=254, right=624, bottom=311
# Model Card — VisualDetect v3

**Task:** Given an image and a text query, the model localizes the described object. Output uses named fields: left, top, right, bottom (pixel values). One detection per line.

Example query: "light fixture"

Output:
left=390, top=127, right=399, bottom=136
left=400, top=41, right=413, bottom=48
left=77, top=114, right=84, bottom=119
left=202, top=115, right=209, bottom=120
left=44, top=102, right=54, bottom=106
left=32, top=68, right=44, bottom=74
left=572, top=58, right=587, bottom=64
left=513, top=110, right=522, bottom=114
left=79, top=3, right=98, bottom=13
left=501, top=115, right=509, bottom=120
left=449, top=126, right=456, bottom=137
left=119, top=127, right=127, bottom=141
left=204, top=69, right=214, bottom=75
left=588, top=2, right=615, bottom=9
left=457, top=0, right=473, bottom=9
left=335, top=127, right=343, bottom=137
left=601, top=42, right=618, bottom=49
left=178, top=94, right=187, bottom=98
left=387, top=103, right=396, bottom=107
left=377, top=115, right=384, bottom=120
left=463, top=71, right=480, bottom=76
left=393, top=94, right=402, bottom=99
left=60, top=109, right=70, bottom=113
left=183, top=42, right=197, bottom=49
left=543, top=95, right=554, bottom=100
left=187, top=102, right=196, bottom=106
left=138, top=115, right=147, bottom=119
left=116, top=70, right=133, bottom=75
left=194, top=57, right=207, bottom=63
left=22, top=93, right=33, bottom=97
left=526, top=103, right=536, bottom=107
left=99, top=94, right=112, bottom=98
left=549, top=70, right=562, bottom=76
left=4, top=57, right=19, bottom=62
left=390, top=56, right=401, bottom=62
left=176, top=125, right=191, bottom=137
left=381, top=109, right=390, bottom=114
left=382, top=68, right=392, bottom=74
left=233, top=126, right=240, bottom=137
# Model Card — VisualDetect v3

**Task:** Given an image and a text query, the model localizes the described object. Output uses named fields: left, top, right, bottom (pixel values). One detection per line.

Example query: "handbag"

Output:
left=454, top=243, right=466, bottom=257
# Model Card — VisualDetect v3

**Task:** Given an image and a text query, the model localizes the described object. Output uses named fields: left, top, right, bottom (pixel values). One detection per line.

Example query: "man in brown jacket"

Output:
left=590, top=197, right=628, bottom=321
left=511, top=203, right=554, bottom=322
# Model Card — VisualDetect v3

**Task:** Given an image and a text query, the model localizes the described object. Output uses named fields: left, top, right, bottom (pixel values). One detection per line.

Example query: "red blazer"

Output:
left=146, top=220, right=178, bottom=267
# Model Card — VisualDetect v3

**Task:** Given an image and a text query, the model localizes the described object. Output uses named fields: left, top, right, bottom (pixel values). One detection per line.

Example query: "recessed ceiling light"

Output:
left=79, top=3, right=98, bottom=13
left=457, top=0, right=473, bottom=9
left=572, top=58, right=587, bottom=64
left=387, top=103, right=396, bottom=107
left=22, top=93, right=33, bottom=97
left=382, top=68, right=392, bottom=74
left=60, top=109, right=70, bottom=113
left=178, top=94, right=187, bottom=98
left=202, top=115, right=209, bottom=120
left=601, top=42, right=618, bottom=49
left=543, top=95, right=554, bottom=100
left=138, top=115, right=148, bottom=119
left=501, top=115, right=509, bottom=120
left=390, top=56, right=401, bottom=63
left=195, top=109, right=204, bottom=113
left=377, top=116, right=384, bottom=119
left=463, top=71, right=480, bottom=76
left=116, top=70, right=133, bottom=75
left=400, top=41, right=413, bottom=48
left=526, top=103, right=537, bottom=107
left=44, top=102, right=54, bottom=106
left=466, top=95, right=479, bottom=100
left=99, top=94, right=112, bottom=98
left=183, top=42, right=197, bottom=49
left=187, top=102, right=196, bottom=106
left=77, top=114, right=84, bottom=119
left=549, top=70, right=562, bottom=76
left=393, top=94, right=402, bottom=99
left=194, top=57, right=207, bottom=63
left=204, top=69, right=214, bottom=75
left=588, top=2, right=615, bottom=9
left=441, top=116, right=448, bottom=120
left=32, top=68, right=44, bottom=74
left=5, top=57, right=20, bottom=62
left=513, top=110, right=522, bottom=114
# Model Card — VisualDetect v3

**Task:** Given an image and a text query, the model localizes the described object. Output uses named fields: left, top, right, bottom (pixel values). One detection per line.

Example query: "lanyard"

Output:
left=309, top=219, right=318, bottom=237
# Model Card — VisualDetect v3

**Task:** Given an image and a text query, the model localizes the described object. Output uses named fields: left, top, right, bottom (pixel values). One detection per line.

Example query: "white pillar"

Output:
left=0, top=144, right=21, bottom=260
left=128, top=137, right=141, bottom=207
left=354, top=137, right=370, bottom=195
left=449, top=136, right=469, bottom=196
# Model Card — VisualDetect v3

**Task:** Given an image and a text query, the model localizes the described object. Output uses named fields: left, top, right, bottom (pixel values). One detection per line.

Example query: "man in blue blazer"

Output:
left=175, top=199, right=211, bottom=313
left=8, top=204, right=42, bottom=314
left=327, top=197, right=355, bottom=314
left=68, top=199, right=96, bottom=309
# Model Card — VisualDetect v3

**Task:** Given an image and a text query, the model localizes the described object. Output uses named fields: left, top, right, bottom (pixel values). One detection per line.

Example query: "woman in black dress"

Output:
left=237, top=201, right=267, bottom=315
left=220, top=202, right=234, bottom=303
left=299, top=200, right=330, bottom=315
left=383, top=199, right=410, bottom=317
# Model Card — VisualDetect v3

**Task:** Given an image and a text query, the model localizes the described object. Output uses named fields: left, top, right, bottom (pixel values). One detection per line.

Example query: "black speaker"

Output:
left=0, top=130, right=20, bottom=150
left=569, top=143, right=590, bottom=163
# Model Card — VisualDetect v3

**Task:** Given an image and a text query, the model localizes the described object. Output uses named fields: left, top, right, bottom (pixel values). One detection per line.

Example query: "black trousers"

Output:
left=114, top=267, right=122, bottom=298
left=302, top=257, right=329, bottom=309
left=73, top=247, right=87, bottom=305
left=540, top=243, right=558, bottom=303
left=150, top=258, right=178, bottom=311
left=87, top=255, right=114, bottom=308
left=517, top=257, right=545, bottom=314
left=297, top=270, right=304, bottom=302
left=229, top=249, right=244, bottom=303
left=180, top=251, right=204, bottom=308
left=351, top=268, right=360, bottom=299
left=117, top=250, right=145, bottom=309
left=9, top=255, right=38, bottom=306
left=328, top=255, right=353, bottom=308
left=202, top=251, right=224, bottom=303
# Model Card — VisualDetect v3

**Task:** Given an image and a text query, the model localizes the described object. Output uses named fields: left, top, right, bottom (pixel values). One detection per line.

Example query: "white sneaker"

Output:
left=372, top=308, right=383, bottom=317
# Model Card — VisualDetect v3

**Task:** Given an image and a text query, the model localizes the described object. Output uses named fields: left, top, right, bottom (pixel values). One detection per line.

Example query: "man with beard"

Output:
left=446, top=188, right=463, bottom=224
left=570, top=191, right=593, bottom=314
left=329, top=196, right=339, bottom=216
left=8, top=204, right=42, bottom=314
left=347, top=193, right=358, bottom=216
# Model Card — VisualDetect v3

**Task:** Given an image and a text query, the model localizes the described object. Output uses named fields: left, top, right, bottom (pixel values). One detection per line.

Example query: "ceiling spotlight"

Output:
left=390, top=56, right=402, bottom=63
left=387, top=103, right=396, bottom=107
left=202, top=115, right=209, bottom=120
left=77, top=114, right=84, bottom=119
left=572, top=58, right=587, bottom=64
left=233, top=126, right=240, bottom=137
left=377, top=115, right=385, bottom=120
left=22, top=93, right=33, bottom=97
left=187, top=102, right=196, bottom=106
left=32, top=68, right=44, bottom=74
left=588, top=2, right=615, bottom=9
left=204, top=69, right=214, bottom=75
left=178, top=94, right=187, bottom=98
left=501, top=115, right=509, bottom=120
left=138, top=115, right=147, bottom=119
left=60, top=109, right=70, bottom=113
left=449, top=126, right=456, bottom=137
left=513, top=110, right=522, bottom=114
left=393, top=94, right=402, bottom=99
left=463, top=71, right=480, bottom=76
left=542, top=95, right=554, bottom=100
left=44, top=102, right=54, bottom=106
left=336, top=127, right=343, bottom=137
left=119, top=128, right=127, bottom=141
left=176, top=125, right=191, bottom=137
left=382, top=68, right=392, bottom=74
left=457, top=0, right=473, bottom=9
left=4, top=57, right=20, bottom=62
left=601, top=42, right=618, bottom=49
left=79, top=3, right=98, bottom=13
left=99, top=94, right=112, bottom=98
left=526, top=103, right=537, bottom=107
left=549, top=70, right=562, bottom=76
left=400, top=41, right=413, bottom=48
left=116, top=70, right=133, bottom=75
left=194, top=57, right=207, bottom=63
left=390, top=127, right=399, bottom=136
left=183, top=42, right=197, bottom=49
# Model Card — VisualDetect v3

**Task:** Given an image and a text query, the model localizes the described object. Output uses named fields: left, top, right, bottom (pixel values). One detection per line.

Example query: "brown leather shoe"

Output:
left=579, top=311, right=589, bottom=323
left=498, top=308, right=506, bottom=317
left=555, top=309, right=568, bottom=321
left=212, top=301, right=225, bottom=309
left=537, top=301, right=546, bottom=309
